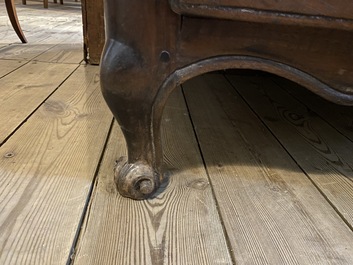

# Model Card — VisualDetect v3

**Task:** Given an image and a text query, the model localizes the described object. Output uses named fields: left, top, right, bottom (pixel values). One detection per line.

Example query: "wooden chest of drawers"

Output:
left=100, top=0, right=353, bottom=199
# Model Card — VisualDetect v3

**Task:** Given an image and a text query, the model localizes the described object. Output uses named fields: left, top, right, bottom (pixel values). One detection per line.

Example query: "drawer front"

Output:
left=170, top=0, right=353, bottom=20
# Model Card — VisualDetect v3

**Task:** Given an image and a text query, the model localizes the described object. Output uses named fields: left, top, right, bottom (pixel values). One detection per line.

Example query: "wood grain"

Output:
left=0, top=65, right=112, bottom=265
left=2, top=4, right=353, bottom=263
left=33, top=44, right=83, bottom=64
left=0, top=44, right=55, bottom=61
left=0, top=43, right=82, bottom=63
left=73, top=88, right=233, bottom=265
left=0, top=61, right=77, bottom=144
left=184, top=73, right=353, bottom=264
left=227, top=73, right=353, bottom=228
left=273, top=76, right=353, bottom=142
left=0, top=59, right=27, bottom=78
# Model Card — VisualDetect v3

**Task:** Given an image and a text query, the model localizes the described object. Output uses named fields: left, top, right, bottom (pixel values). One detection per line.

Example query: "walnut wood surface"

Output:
left=2, top=11, right=353, bottom=260
left=178, top=17, right=353, bottom=96
left=81, top=0, right=105, bottom=64
left=170, top=0, right=353, bottom=20
left=101, top=0, right=353, bottom=198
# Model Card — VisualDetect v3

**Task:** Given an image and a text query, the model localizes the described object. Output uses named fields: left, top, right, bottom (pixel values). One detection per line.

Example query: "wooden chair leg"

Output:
left=22, top=0, right=26, bottom=5
left=5, top=0, right=27, bottom=43
left=60, top=0, right=64, bottom=4
left=53, top=0, right=57, bottom=3
left=44, top=0, right=48, bottom=8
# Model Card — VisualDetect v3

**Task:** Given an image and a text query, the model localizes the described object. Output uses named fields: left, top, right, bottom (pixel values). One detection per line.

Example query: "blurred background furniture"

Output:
left=22, top=0, right=48, bottom=9
left=21, top=0, right=75, bottom=9
left=5, top=0, right=27, bottom=43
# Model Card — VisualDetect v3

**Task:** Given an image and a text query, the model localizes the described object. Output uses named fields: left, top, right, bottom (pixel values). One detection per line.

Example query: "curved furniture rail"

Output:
left=100, top=0, right=353, bottom=199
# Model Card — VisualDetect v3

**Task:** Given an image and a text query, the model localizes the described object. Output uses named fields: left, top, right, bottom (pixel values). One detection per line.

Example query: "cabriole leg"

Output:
left=100, top=39, right=165, bottom=200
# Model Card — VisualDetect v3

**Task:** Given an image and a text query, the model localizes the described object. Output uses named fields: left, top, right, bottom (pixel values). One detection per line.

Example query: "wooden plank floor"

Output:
left=1, top=3, right=353, bottom=265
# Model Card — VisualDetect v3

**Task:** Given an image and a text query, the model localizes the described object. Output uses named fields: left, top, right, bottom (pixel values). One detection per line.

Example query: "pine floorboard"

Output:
left=0, top=59, right=26, bottom=78
left=227, top=73, right=353, bottom=229
left=73, top=89, right=232, bottom=265
left=0, top=64, right=112, bottom=265
left=274, top=76, right=353, bottom=143
left=0, top=43, right=82, bottom=63
left=0, top=61, right=78, bottom=144
left=184, top=73, right=353, bottom=264
left=0, top=44, right=57, bottom=61
left=1, top=2, right=353, bottom=265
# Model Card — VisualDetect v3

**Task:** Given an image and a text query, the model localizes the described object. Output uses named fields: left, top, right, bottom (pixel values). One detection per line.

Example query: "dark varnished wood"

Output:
left=5, top=0, right=27, bottom=43
left=170, top=0, right=353, bottom=21
left=82, top=0, right=105, bottom=64
left=100, top=0, right=353, bottom=199
left=170, top=1, right=353, bottom=31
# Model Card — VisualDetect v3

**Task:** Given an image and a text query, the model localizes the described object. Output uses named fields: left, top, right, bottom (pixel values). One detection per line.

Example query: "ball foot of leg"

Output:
left=114, top=157, right=159, bottom=200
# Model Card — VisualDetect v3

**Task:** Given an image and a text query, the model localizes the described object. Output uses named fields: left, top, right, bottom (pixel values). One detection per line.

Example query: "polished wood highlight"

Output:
left=1, top=4, right=353, bottom=264
left=100, top=0, right=353, bottom=199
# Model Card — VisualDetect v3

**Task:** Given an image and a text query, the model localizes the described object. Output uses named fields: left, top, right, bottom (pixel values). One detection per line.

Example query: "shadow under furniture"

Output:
left=100, top=0, right=353, bottom=199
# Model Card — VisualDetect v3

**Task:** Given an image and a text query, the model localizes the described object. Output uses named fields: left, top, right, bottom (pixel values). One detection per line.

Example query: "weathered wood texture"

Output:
left=33, top=43, right=84, bottom=64
left=0, top=59, right=26, bottom=78
left=0, top=45, right=57, bottom=61
left=73, top=88, right=233, bottom=265
left=0, top=6, right=113, bottom=264
left=184, top=73, right=353, bottom=264
left=0, top=43, right=82, bottom=63
left=227, top=73, right=353, bottom=228
left=1, top=4, right=353, bottom=264
left=0, top=65, right=112, bottom=265
left=274, top=77, right=353, bottom=143
left=0, top=61, right=77, bottom=144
